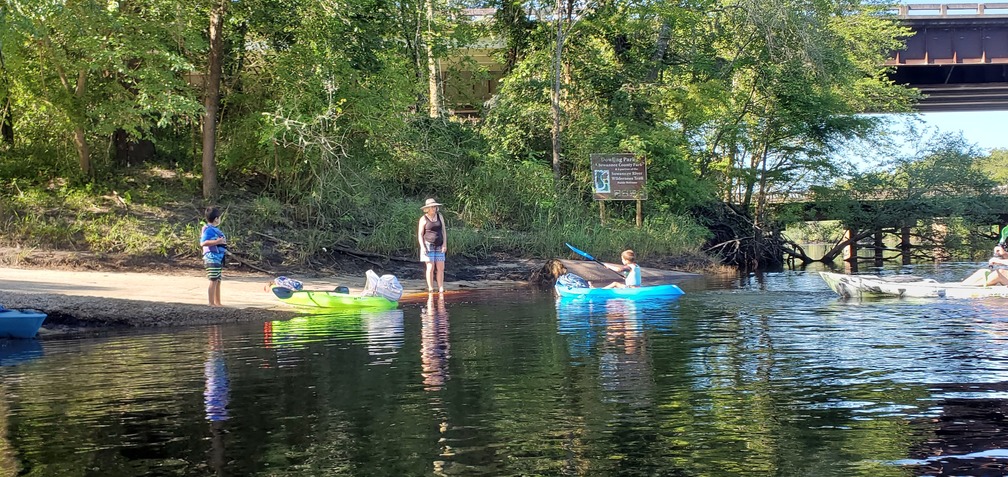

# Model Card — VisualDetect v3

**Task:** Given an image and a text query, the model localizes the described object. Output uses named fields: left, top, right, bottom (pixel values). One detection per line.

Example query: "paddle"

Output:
left=271, top=287, right=295, bottom=299
left=564, top=243, right=626, bottom=279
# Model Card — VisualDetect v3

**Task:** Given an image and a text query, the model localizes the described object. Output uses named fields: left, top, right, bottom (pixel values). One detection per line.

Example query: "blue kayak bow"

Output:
left=565, top=243, right=625, bottom=279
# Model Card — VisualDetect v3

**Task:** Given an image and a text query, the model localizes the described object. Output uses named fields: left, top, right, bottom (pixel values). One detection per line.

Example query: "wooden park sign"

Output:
left=590, top=153, right=646, bottom=226
left=590, top=153, right=647, bottom=200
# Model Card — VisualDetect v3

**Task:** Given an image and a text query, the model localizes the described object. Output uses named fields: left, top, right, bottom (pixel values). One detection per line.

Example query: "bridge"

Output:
left=891, top=3, right=1008, bottom=111
left=769, top=193, right=1008, bottom=268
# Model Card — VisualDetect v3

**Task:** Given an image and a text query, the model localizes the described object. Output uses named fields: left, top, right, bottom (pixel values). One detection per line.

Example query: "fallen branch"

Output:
left=227, top=251, right=272, bottom=274
left=254, top=231, right=298, bottom=246
left=328, top=244, right=414, bottom=263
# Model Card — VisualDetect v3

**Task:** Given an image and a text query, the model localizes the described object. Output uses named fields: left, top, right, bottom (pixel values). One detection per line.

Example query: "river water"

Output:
left=3, top=263, right=1008, bottom=476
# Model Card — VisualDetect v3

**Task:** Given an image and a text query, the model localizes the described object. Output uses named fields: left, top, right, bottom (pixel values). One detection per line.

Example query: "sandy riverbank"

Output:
left=0, top=254, right=706, bottom=336
left=0, top=264, right=538, bottom=336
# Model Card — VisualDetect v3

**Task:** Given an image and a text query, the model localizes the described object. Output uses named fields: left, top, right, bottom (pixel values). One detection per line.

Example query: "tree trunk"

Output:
left=0, top=45, right=12, bottom=145
left=753, top=143, right=770, bottom=226
left=73, top=126, right=91, bottom=175
left=0, top=95, right=12, bottom=145
left=425, top=0, right=441, bottom=117
left=113, top=129, right=155, bottom=167
left=645, top=21, right=671, bottom=82
left=202, top=0, right=226, bottom=200
left=550, top=0, right=566, bottom=180
left=72, top=70, right=91, bottom=175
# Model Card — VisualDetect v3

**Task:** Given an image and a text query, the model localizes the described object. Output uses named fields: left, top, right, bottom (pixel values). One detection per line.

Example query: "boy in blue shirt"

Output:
left=200, top=206, right=227, bottom=306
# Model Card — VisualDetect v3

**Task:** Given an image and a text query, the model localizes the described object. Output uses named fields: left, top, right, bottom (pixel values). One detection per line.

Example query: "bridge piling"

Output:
left=901, top=226, right=912, bottom=265
left=874, top=230, right=885, bottom=267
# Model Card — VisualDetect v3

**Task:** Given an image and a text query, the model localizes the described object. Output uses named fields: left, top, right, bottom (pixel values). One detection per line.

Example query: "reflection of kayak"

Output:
left=820, top=271, right=1008, bottom=299
left=0, top=309, right=47, bottom=339
left=268, top=310, right=405, bottom=364
left=0, top=339, right=43, bottom=366
left=554, top=283, right=684, bottom=299
left=271, top=287, right=398, bottom=310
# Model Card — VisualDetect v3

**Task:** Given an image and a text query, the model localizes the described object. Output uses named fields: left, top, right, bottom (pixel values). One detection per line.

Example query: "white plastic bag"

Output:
left=362, top=269, right=404, bottom=301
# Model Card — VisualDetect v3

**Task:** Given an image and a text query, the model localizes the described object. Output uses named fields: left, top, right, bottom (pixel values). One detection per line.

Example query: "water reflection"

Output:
left=267, top=310, right=405, bottom=367
left=203, top=326, right=229, bottom=475
left=597, top=300, right=653, bottom=409
left=420, top=293, right=453, bottom=474
left=363, top=310, right=404, bottom=366
left=0, top=339, right=41, bottom=476
left=0, top=383, right=17, bottom=477
left=15, top=273, right=1008, bottom=474
left=901, top=382, right=1008, bottom=476
left=204, top=326, right=230, bottom=422
left=0, top=340, right=42, bottom=367
left=421, top=293, right=450, bottom=391
left=556, top=297, right=678, bottom=360
left=555, top=297, right=682, bottom=412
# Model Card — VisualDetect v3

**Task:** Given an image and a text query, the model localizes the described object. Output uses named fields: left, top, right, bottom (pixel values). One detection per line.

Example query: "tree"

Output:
left=425, top=0, right=442, bottom=117
left=682, top=0, right=916, bottom=222
left=4, top=0, right=200, bottom=177
left=202, top=0, right=227, bottom=199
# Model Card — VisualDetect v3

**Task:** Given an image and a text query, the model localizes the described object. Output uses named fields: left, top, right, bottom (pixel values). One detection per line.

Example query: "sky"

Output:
left=917, top=111, right=1008, bottom=151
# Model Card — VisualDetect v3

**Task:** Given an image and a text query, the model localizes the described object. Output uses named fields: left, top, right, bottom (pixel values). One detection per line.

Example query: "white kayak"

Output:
left=820, top=271, right=1008, bottom=299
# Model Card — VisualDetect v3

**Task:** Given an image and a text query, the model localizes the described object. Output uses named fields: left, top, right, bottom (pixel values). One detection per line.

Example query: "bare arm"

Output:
left=439, top=213, right=447, bottom=252
left=604, top=262, right=628, bottom=273
left=417, top=217, right=427, bottom=251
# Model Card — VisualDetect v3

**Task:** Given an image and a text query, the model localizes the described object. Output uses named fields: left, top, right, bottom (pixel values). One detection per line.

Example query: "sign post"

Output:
left=590, top=153, right=647, bottom=227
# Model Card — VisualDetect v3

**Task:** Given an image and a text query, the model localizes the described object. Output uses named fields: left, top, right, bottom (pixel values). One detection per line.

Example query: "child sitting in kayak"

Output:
left=598, top=249, right=642, bottom=289
left=961, top=245, right=1008, bottom=286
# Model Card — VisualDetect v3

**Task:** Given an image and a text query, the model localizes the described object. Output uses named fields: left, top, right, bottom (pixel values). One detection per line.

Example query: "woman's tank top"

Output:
left=422, top=214, right=443, bottom=246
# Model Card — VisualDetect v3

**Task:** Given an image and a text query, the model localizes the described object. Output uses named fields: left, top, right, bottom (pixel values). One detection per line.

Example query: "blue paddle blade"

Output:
left=565, top=243, right=597, bottom=261
left=272, top=287, right=294, bottom=299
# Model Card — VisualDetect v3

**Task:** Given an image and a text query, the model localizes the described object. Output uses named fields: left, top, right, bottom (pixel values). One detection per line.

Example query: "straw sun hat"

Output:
left=421, top=198, right=442, bottom=209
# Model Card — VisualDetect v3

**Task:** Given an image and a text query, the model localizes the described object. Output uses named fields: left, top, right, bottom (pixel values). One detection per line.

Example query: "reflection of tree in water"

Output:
left=906, top=383, right=1008, bottom=476
left=204, top=326, right=230, bottom=475
left=0, top=384, right=18, bottom=477
left=420, top=293, right=454, bottom=475
left=599, top=300, right=653, bottom=408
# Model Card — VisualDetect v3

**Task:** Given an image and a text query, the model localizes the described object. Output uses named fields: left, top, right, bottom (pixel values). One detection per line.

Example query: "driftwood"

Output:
left=252, top=231, right=413, bottom=265
left=326, top=244, right=414, bottom=263
left=226, top=251, right=272, bottom=274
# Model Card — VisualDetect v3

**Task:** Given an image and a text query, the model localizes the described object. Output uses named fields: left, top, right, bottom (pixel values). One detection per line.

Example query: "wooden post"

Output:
left=844, top=228, right=856, bottom=261
left=846, top=228, right=859, bottom=273
left=901, top=226, right=911, bottom=265
left=636, top=199, right=642, bottom=228
left=599, top=201, right=605, bottom=226
left=874, top=229, right=884, bottom=267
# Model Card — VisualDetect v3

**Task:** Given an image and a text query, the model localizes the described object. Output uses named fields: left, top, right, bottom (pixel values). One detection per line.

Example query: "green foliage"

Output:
left=3, top=0, right=202, bottom=176
left=975, top=148, right=1008, bottom=186
left=783, top=220, right=845, bottom=244
left=0, top=0, right=929, bottom=266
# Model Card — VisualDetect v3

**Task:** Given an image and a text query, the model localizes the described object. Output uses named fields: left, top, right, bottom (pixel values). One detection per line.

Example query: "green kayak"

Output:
left=272, top=287, right=398, bottom=310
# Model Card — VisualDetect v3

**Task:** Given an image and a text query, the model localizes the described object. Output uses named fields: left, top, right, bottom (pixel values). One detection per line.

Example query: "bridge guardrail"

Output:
left=895, top=3, right=1008, bottom=17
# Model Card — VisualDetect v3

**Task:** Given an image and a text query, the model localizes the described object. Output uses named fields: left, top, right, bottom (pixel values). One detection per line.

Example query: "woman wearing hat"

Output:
left=418, top=198, right=447, bottom=293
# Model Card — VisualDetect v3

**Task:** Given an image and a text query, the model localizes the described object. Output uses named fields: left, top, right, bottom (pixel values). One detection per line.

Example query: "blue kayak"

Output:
left=0, top=309, right=47, bottom=339
left=554, top=282, right=685, bottom=299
